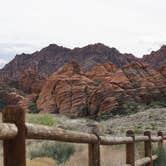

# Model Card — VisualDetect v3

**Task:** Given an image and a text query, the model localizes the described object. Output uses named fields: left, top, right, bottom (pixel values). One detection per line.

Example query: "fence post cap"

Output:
left=87, top=122, right=100, bottom=135
left=144, top=131, right=151, bottom=136
left=126, top=130, right=134, bottom=136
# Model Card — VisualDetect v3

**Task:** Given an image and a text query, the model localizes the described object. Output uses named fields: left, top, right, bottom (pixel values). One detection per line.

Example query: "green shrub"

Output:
left=96, top=102, right=143, bottom=121
left=120, top=102, right=142, bottom=115
left=94, top=79, right=102, bottom=86
left=154, top=147, right=166, bottom=166
left=147, top=101, right=166, bottom=109
left=111, top=102, right=144, bottom=116
left=96, top=112, right=113, bottom=121
left=30, top=142, right=75, bottom=164
left=134, top=125, right=143, bottom=134
left=27, top=114, right=56, bottom=126
left=28, top=102, right=40, bottom=113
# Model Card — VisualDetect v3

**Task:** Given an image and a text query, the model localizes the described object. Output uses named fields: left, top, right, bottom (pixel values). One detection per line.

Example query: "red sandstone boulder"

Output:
left=37, top=62, right=96, bottom=116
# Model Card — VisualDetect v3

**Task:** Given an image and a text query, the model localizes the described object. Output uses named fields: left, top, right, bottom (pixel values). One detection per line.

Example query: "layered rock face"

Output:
left=37, top=62, right=96, bottom=116
left=89, top=62, right=166, bottom=114
left=0, top=43, right=137, bottom=81
left=0, top=43, right=166, bottom=116
left=0, top=44, right=70, bottom=80
left=142, top=45, right=166, bottom=68
left=1, top=43, right=166, bottom=84
left=69, top=43, right=136, bottom=70
left=37, top=62, right=166, bottom=116
left=158, top=65, right=166, bottom=78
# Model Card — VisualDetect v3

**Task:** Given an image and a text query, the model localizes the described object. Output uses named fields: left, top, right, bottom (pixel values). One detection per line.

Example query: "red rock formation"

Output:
left=37, top=62, right=96, bottom=116
left=88, top=62, right=166, bottom=115
left=86, top=63, right=116, bottom=80
left=158, top=65, right=166, bottom=78
left=0, top=43, right=137, bottom=81
left=37, top=62, right=166, bottom=116
left=142, top=45, right=166, bottom=68
left=0, top=43, right=166, bottom=116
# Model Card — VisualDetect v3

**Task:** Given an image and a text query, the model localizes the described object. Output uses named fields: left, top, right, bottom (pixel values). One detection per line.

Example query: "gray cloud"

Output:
left=0, top=58, right=7, bottom=67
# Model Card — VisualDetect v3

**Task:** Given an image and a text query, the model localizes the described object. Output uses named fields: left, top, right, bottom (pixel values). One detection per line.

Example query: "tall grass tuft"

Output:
left=29, top=142, right=75, bottom=165
left=154, top=147, right=166, bottom=166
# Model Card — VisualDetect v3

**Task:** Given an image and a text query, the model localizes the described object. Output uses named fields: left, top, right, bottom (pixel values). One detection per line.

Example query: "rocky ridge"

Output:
left=36, top=62, right=166, bottom=116
left=0, top=43, right=166, bottom=116
left=142, top=45, right=166, bottom=68
left=0, top=43, right=137, bottom=81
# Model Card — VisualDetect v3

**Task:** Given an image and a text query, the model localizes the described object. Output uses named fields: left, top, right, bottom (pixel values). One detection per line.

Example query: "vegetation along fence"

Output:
left=0, top=106, right=166, bottom=166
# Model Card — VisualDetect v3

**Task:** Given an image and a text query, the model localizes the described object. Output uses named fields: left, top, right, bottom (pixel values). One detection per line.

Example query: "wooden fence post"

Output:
left=144, top=131, right=153, bottom=166
left=2, top=106, right=26, bottom=166
left=88, top=123, right=100, bottom=166
left=126, top=130, right=135, bottom=166
left=158, top=131, right=163, bottom=149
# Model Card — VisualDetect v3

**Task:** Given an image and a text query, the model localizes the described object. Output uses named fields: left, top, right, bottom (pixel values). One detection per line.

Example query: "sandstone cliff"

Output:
left=142, top=45, right=166, bottom=68
left=36, top=62, right=166, bottom=116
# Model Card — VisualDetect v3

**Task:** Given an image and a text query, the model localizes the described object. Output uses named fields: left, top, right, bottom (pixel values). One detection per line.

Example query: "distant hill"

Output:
left=1, top=43, right=166, bottom=82
left=142, top=45, right=166, bottom=68
left=0, top=43, right=137, bottom=80
left=0, top=43, right=165, bottom=116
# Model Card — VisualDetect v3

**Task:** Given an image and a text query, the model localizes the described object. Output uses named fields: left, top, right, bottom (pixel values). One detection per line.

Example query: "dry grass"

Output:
left=27, top=157, right=56, bottom=166
left=59, top=145, right=125, bottom=166
left=0, top=144, right=125, bottom=166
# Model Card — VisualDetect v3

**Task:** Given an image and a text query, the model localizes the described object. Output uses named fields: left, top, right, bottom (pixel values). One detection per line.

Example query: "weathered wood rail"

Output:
left=0, top=106, right=166, bottom=166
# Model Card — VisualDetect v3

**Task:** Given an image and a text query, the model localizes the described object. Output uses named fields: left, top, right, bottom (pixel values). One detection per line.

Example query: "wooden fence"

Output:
left=0, top=106, right=166, bottom=166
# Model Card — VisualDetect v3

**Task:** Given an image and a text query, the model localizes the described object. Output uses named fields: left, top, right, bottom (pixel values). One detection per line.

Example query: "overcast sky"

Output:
left=0, top=0, right=166, bottom=68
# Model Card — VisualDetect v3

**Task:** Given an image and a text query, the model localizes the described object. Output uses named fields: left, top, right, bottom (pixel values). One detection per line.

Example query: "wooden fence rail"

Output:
left=0, top=106, right=166, bottom=166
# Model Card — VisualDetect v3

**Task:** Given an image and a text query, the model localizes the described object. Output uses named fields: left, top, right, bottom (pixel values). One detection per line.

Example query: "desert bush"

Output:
left=27, top=114, right=56, bottom=126
left=111, top=102, right=145, bottom=116
left=29, top=142, right=75, bottom=165
left=147, top=101, right=166, bottom=109
left=120, top=102, right=143, bottom=115
left=94, top=79, right=102, bottom=86
left=154, top=147, right=166, bottom=166
left=96, top=112, right=113, bottom=121
left=28, top=102, right=40, bottom=113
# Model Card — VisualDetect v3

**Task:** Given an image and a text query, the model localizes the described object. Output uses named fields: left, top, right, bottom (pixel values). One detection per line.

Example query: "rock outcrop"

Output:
left=142, top=45, right=166, bottom=68
left=0, top=43, right=137, bottom=81
left=158, top=65, right=166, bottom=78
left=88, top=62, right=166, bottom=115
left=37, top=62, right=166, bottom=116
left=37, top=62, right=96, bottom=116
left=0, top=43, right=166, bottom=116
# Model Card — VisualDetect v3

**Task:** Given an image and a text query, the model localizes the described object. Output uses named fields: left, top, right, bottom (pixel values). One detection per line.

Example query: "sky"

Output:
left=0, top=0, right=166, bottom=68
